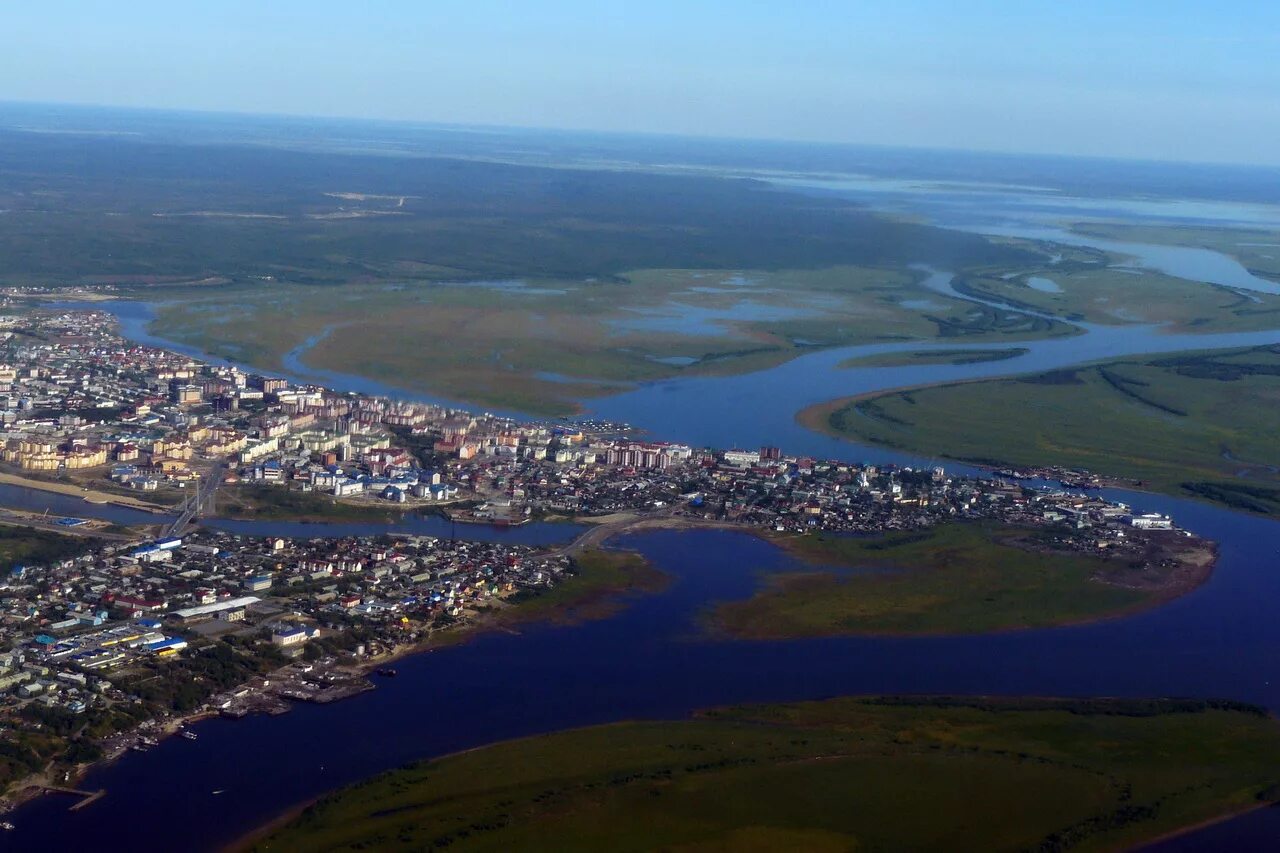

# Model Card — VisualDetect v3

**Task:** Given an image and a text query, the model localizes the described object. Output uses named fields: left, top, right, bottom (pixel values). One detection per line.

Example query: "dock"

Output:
left=41, top=786, right=106, bottom=811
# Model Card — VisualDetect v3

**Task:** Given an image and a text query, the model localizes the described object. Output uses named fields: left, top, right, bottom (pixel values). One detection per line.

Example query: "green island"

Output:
left=950, top=264, right=1280, bottom=332
left=806, top=346, right=1280, bottom=514
left=246, top=695, right=1280, bottom=853
left=707, top=523, right=1211, bottom=638
left=839, top=347, right=1028, bottom=369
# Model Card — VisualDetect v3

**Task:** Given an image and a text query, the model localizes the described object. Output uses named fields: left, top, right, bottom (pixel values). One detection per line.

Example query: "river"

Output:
left=13, top=230, right=1280, bottom=848
left=5, top=500, right=1280, bottom=850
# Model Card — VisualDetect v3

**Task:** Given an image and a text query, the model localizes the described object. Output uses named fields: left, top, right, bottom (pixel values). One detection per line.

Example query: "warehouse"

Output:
left=170, top=596, right=262, bottom=622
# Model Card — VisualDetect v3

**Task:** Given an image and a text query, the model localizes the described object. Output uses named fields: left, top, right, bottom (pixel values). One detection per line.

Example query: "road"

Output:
left=542, top=508, right=743, bottom=558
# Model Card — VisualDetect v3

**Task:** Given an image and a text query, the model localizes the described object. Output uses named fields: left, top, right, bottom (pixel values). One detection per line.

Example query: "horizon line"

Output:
left=3, top=97, right=1280, bottom=173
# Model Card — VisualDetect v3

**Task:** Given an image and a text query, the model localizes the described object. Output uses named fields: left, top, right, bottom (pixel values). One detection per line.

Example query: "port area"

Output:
left=216, top=660, right=375, bottom=718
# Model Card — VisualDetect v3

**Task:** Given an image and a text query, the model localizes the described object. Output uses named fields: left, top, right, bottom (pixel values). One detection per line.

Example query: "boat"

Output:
left=181, top=731, right=198, bottom=741
left=375, top=667, right=398, bottom=677
left=1, top=821, right=14, bottom=830
left=212, top=790, right=225, bottom=795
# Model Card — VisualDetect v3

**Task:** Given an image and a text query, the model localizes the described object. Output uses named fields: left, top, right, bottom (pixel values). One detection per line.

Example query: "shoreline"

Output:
left=226, top=696, right=1278, bottom=853
left=0, top=513, right=1220, bottom=820
left=1134, top=801, right=1278, bottom=850
left=0, top=470, right=172, bottom=513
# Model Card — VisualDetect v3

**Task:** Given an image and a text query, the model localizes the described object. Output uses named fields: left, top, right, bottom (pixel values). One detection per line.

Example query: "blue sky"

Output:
left=3, top=1, right=1278, bottom=164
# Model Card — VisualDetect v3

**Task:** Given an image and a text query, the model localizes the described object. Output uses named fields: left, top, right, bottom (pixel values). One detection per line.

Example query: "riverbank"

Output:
left=0, top=540, right=673, bottom=816
left=0, top=471, right=170, bottom=513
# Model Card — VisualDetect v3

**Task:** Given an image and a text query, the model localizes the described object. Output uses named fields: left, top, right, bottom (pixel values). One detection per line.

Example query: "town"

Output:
left=0, top=304, right=1198, bottom=810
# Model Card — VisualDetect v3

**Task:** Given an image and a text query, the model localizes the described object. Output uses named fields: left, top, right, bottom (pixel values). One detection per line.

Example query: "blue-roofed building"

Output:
left=144, top=637, right=188, bottom=655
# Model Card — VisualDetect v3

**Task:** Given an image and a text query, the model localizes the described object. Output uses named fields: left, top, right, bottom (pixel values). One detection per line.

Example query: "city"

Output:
left=0, top=301, right=1212, bottom=820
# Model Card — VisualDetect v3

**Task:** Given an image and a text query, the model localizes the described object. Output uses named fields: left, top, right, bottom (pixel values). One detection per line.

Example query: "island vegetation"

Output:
left=247, top=695, right=1280, bottom=852
left=707, top=522, right=1212, bottom=638
left=808, top=346, right=1280, bottom=514
left=839, top=346, right=1028, bottom=369
left=950, top=265, right=1280, bottom=332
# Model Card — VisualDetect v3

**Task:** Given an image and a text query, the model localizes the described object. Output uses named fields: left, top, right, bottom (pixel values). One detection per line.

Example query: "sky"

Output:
left=3, top=1, right=1279, bottom=165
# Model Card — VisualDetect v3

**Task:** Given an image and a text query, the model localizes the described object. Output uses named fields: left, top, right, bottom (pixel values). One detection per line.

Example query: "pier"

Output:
left=40, top=786, right=106, bottom=811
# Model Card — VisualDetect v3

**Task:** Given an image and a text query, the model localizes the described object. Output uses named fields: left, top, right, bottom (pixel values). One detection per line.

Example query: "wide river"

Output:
left=15, top=242, right=1280, bottom=848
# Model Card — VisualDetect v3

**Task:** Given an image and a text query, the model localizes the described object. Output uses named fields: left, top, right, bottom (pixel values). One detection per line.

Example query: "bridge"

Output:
left=164, top=461, right=226, bottom=538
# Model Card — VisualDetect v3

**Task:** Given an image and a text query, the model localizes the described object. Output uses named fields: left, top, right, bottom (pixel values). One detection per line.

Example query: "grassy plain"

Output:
left=815, top=346, right=1280, bottom=512
left=248, top=696, right=1280, bottom=853
left=0, top=126, right=1029, bottom=286
left=706, top=523, right=1199, bottom=638
left=148, top=266, right=1076, bottom=415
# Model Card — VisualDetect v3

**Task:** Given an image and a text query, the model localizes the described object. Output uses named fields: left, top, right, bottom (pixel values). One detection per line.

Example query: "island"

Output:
left=244, top=695, right=1280, bottom=852
left=707, top=522, right=1214, bottom=638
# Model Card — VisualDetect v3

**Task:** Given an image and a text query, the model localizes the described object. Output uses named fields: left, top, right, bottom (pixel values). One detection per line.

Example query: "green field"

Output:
left=249, top=696, right=1280, bottom=852
left=707, top=523, right=1201, bottom=638
left=816, top=346, right=1280, bottom=513
left=147, top=266, right=1075, bottom=416
left=840, top=347, right=1029, bottom=369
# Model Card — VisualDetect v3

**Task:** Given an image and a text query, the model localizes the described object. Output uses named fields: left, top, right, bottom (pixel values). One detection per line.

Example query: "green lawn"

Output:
left=818, top=346, right=1280, bottom=513
left=706, top=523, right=1192, bottom=638
left=249, top=696, right=1280, bottom=853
